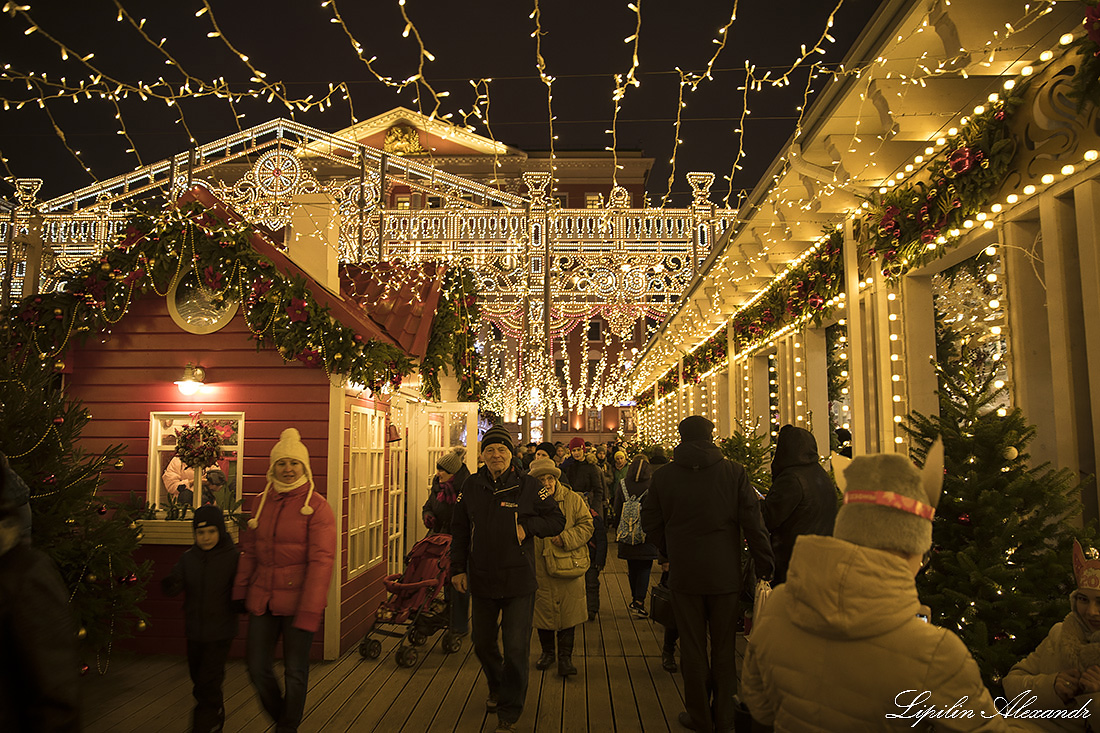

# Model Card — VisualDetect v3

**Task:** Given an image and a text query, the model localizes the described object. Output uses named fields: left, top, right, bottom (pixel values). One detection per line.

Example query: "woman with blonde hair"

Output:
left=234, top=428, right=336, bottom=733
left=528, top=458, right=594, bottom=677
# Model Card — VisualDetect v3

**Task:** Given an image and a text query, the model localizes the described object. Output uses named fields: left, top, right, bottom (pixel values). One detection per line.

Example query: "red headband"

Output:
left=843, top=490, right=935, bottom=521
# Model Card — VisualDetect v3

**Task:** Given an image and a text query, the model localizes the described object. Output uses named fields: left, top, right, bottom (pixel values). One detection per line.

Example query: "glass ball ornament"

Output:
left=1003, top=446, right=1018, bottom=460
left=77, top=627, right=87, bottom=640
left=136, top=619, right=147, bottom=632
left=86, top=573, right=97, bottom=583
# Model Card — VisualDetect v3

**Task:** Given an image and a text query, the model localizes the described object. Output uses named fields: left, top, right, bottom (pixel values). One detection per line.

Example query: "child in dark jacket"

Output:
left=162, top=505, right=240, bottom=733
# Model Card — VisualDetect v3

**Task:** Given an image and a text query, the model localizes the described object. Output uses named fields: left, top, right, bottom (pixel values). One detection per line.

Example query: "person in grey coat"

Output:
left=762, top=424, right=838, bottom=584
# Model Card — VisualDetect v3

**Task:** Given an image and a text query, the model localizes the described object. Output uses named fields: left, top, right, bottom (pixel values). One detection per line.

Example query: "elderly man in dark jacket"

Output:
left=451, top=426, right=566, bottom=733
left=762, top=424, right=837, bottom=584
left=642, top=415, right=773, bottom=733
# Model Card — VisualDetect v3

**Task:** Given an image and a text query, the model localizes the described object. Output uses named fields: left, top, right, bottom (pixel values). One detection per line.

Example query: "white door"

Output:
left=406, top=401, right=480, bottom=547
left=386, top=398, right=408, bottom=576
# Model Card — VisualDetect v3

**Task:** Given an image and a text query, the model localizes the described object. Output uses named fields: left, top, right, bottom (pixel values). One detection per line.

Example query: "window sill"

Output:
left=137, top=519, right=240, bottom=546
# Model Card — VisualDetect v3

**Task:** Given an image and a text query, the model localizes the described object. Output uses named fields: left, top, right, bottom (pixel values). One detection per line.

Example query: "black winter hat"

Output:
left=678, top=415, right=714, bottom=442
left=480, top=425, right=515, bottom=455
left=193, top=504, right=228, bottom=538
left=535, top=441, right=556, bottom=457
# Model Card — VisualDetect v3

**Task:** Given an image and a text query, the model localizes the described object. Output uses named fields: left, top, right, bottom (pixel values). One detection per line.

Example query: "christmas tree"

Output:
left=718, top=421, right=773, bottom=493
left=0, top=345, right=150, bottom=675
left=904, top=282, right=1094, bottom=690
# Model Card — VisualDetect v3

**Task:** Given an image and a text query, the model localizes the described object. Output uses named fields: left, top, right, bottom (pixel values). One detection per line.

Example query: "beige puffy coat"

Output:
left=741, top=534, right=1014, bottom=732
left=1002, top=609, right=1100, bottom=731
left=533, top=482, right=593, bottom=631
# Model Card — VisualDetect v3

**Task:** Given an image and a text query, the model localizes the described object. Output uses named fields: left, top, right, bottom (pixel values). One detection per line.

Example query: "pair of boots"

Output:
left=535, top=628, right=577, bottom=677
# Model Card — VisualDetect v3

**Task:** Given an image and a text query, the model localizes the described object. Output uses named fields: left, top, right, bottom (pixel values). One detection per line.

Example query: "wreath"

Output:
left=175, top=421, right=224, bottom=469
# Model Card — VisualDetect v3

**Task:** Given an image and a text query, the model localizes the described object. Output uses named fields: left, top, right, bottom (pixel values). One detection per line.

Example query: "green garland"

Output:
left=634, top=230, right=843, bottom=404
left=6, top=201, right=412, bottom=390
left=1071, top=1, right=1100, bottom=110
left=682, top=331, right=728, bottom=384
left=730, top=230, right=844, bottom=350
left=420, top=266, right=484, bottom=402
left=863, top=92, right=1020, bottom=282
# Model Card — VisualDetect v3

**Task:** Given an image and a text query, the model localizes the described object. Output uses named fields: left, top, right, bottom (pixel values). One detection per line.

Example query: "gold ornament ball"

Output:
left=100, top=262, right=111, bottom=271
left=136, top=619, right=147, bottom=632
left=1004, top=446, right=1018, bottom=460
left=114, top=458, right=125, bottom=470
left=77, top=627, right=87, bottom=640
left=54, top=361, right=65, bottom=371
left=334, top=353, right=343, bottom=360
left=86, top=573, right=97, bottom=583
left=136, top=532, right=144, bottom=541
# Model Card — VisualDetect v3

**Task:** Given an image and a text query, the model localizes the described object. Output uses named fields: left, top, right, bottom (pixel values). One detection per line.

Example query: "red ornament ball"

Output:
left=958, top=513, right=971, bottom=525
left=53, top=416, right=64, bottom=425
left=80, top=664, right=90, bottom=676
left=42, top=474, right=56, bottom=485
left=96, top=505, right=108, bottom=515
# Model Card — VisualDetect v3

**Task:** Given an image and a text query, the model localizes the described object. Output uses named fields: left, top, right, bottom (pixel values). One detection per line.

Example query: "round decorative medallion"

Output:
left=167, top=265, right=239, bottom=335
left=253, top=150, right=301, bottom=196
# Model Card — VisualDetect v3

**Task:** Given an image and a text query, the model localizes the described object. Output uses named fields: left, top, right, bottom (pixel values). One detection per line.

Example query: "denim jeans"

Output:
left=625, top=558, right=653, bottom=604
left=470, top=593, right=535, bottom=725
left=246, top=612, right=314, bottom=733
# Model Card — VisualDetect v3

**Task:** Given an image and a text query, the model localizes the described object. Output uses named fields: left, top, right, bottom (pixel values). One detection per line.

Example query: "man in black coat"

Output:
left=762, top=424, right=838, bottom=584
left=0, top=453, right=81, bottom=733
left=641, top=416, right=773, bottom=733
left=451, top=426, right=566, bottom=732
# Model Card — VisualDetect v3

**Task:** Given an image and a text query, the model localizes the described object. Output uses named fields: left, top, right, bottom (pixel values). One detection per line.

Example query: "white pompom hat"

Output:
left=248, top=428, right=316, bottom=529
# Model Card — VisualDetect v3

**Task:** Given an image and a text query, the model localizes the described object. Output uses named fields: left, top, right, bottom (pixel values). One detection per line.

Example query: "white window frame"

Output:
left=349, top=405, right=386, bottom=578
left=147, top=411, right=245, bottom=513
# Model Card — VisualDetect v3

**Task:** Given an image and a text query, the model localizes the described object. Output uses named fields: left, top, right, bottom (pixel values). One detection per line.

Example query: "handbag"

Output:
left=544, top=541, right=590, bottom=579
left=752, top=579, right=772, bottom=625
left=649, top=582, right=676, bottom=629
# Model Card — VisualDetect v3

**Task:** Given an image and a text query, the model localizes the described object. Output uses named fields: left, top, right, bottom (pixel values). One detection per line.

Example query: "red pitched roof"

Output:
left=340, top=262, right=446, bottom=360
left=177, top=186, right=405, bottom=352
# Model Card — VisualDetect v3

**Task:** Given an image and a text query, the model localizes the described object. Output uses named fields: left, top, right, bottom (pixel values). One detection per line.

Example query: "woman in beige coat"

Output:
left=528, top=458, right=593, bottom=677
left=742, top=442, right=1013, bottom=732
left=1002, top=540, right=1100, bottom=731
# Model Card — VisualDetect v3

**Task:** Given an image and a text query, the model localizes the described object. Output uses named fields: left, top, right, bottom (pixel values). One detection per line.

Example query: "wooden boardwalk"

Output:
left=80, top=552, right=746, bottom=732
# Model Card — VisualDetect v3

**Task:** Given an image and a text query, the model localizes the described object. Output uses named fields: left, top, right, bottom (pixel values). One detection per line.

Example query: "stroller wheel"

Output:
left=441, top=632, right=462, bottom=654
left=395, top=646, right=419, bottom=668
left=408, top=629, right=427, bottom=647
left=359, top=639, right=382, bottom=659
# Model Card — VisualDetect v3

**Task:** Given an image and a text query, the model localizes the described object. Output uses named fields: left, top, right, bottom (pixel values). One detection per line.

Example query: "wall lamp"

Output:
left=175, top=363, right=206, bottom=396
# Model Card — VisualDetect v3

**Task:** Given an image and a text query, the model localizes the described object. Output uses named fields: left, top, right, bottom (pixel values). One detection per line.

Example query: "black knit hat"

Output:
left=535, top=441, right=556, bottom=457
left=481, top=425, right=514, bottom=455
left=678, top=415, right=715, bottom=441
left=193, top=504, right=228, bottom=543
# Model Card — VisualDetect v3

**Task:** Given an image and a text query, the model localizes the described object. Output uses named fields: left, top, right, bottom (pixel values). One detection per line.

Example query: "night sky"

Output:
left=0, top=0, right=884, bottom=207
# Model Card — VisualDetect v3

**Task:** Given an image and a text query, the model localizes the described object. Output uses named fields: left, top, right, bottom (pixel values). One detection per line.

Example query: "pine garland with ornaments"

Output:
left=0, top=348, right=150, bottom=675
left=420, top=266, right=484, bottom=402
left=6, top=199, right=413, bottom=393
left=864, top=86, right=1021, bottom=283
left=903, top=311, right=1095, bottom=691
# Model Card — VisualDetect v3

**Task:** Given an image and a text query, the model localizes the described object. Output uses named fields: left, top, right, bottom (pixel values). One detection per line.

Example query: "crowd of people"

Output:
left=8, top=416, right=1100, bottom=732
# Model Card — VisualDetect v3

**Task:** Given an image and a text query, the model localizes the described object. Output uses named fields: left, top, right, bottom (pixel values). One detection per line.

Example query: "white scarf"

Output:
left=272, top=475, right=308, bottom=493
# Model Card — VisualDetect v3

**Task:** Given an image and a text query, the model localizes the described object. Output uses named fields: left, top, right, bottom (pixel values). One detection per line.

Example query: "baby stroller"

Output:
left=358, top=533, right=463, bottom=667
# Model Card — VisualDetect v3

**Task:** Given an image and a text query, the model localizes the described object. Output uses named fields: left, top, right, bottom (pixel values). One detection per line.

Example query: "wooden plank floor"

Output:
left=81, top=549, right=746, bottom=732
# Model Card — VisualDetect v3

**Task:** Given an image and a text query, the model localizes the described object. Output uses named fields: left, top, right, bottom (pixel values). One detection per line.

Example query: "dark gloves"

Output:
left=423, top=512, right=436, bottom=530
left=233, top=599, right=249, bottom=615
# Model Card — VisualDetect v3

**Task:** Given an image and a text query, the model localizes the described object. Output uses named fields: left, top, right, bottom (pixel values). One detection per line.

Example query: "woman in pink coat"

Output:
left=234, top=428, right=335, bottom=733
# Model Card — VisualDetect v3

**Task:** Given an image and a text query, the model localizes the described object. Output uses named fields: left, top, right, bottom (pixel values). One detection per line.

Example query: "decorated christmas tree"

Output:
left=718, top=421, right=773, bottom=493
left=904, top=304, right=1094, bottom=689
left=0, top=345, right=150, bottom=675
